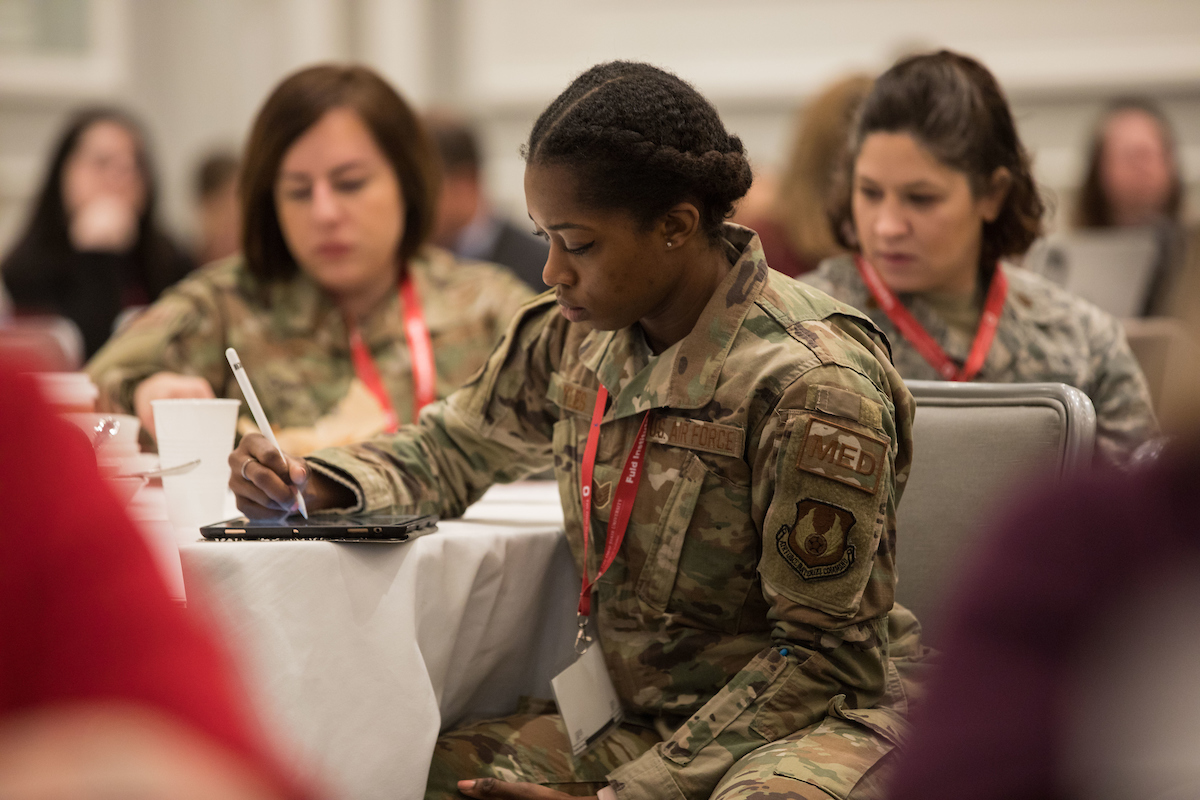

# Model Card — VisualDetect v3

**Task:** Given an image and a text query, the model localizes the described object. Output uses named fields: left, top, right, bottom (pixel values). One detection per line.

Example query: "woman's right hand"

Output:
left=69, top=195, right=139, bottom=252
left=228, top=433, right=353, bottom=519
left=133, top=372, right=215, bottom=438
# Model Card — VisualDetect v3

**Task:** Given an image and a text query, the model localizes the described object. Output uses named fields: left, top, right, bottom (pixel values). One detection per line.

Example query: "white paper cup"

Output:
left=152, top=398, right=241, bottom=532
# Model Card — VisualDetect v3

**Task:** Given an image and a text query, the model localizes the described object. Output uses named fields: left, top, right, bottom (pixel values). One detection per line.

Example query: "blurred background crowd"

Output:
left=1, top=0, right=1197, bottom=377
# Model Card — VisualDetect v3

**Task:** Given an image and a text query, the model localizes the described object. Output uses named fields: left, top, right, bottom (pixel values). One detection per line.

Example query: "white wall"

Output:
left=0, top=0, right=353, bottom=254
left=1, top=0, right=1198, bottom=256
left=450, top=0, right=1200, bottom=224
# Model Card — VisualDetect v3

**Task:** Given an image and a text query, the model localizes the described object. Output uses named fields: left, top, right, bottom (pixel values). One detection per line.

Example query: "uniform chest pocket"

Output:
left=634, top=452, right=707, bottom=612
left=256, top=353, right=352, bottom=427
left=634, top=451, right=759, bottom=632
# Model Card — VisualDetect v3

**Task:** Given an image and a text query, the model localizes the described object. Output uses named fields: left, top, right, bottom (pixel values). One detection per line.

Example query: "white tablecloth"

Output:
left=179, top=482, right=580, bottom=800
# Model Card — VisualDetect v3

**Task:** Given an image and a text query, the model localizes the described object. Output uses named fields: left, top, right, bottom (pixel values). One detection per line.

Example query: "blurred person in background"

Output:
left=194, top=148, right=243, bottom=265
left=0, top=358, right=313, bottom=800
left=744, top=75, right=873, bottom=278
left=425, top=113, right=550, bottom=291
left=886, top=232, right=1200, bottom=800
left=0, top=108, right=194, bottom=360
left=86, top=65, right=532, bottom=454
left=1075, top=97, right=1188, bottom=316
left=803, top=50, right=1157, bottom=466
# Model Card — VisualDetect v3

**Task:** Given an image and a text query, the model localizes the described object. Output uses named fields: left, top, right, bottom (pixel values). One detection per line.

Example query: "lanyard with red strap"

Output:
left=854, top=255, right=1008, bottom=382
left=347, top=271, right=436, bottom=431
left=577, top=385, right=651, bottom=626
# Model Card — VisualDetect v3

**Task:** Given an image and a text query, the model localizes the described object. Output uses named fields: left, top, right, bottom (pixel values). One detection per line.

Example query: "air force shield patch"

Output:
left=775, top=499, right=857, bottom=581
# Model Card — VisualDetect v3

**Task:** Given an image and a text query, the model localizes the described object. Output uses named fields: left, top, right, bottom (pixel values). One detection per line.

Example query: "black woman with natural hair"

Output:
left=231, top=60, right=926, bottom=800
left=1, top=108, right=193, bottom=359
left=805, top=49, right=1158, bottom=465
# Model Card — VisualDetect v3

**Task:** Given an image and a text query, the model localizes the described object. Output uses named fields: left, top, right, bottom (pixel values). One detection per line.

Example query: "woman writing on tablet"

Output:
left=87, top=65, right=532, bottom=452
left=802, top=50, right=1157, bottom=466
left=232, top=61, right=924, bottom=800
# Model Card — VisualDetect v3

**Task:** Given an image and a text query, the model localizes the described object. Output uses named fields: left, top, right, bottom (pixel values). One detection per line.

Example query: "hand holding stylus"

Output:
left=225, top=347, right=308, bottom=518
left=227, top=431, right=354, bottom=519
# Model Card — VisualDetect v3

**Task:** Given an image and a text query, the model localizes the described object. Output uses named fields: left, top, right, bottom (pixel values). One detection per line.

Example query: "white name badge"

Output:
left=552, top=644, right=624, bottom=756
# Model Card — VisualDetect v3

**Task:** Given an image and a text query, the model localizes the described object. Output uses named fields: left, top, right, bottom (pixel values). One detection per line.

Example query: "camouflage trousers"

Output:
left=424, top=703, right=897, bottom=799
left=426, top=607, right=927, bottom=800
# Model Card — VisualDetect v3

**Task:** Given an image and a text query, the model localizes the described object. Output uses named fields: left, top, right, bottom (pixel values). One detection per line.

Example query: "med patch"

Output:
left=775, top=499, right=857, bottom=581
left=796, top=418, right=886, bottom=495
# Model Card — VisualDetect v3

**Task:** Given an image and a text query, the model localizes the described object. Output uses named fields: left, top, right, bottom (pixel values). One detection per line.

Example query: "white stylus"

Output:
left=225, top=347, right=308, bottom=518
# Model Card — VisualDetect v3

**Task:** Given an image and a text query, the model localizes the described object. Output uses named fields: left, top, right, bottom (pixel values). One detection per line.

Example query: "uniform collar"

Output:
left=579, top=224, right=769, bottom=421
left=823, top=254, right=1020, bottom=379
left=263, top=249, right=444, bottom=351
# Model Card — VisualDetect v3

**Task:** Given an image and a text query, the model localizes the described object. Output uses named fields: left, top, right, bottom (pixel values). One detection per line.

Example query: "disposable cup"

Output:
left=152, top=398, right=241, bottom=532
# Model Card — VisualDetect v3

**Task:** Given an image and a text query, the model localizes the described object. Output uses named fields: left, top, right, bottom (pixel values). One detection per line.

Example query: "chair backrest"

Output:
left=1024, top=228, right=1160, bottom=318
left=1121, top=316, right=1192, bottom=415
left=896, top=380, right=1096, bottom=642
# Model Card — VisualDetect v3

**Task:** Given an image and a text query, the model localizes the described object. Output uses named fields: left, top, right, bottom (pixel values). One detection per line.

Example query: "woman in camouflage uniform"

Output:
left=86, top=65, right=532, bottom=453
left=232, top=61, right=923, bottom=800
left=802, top=50, right=1157, bottom=466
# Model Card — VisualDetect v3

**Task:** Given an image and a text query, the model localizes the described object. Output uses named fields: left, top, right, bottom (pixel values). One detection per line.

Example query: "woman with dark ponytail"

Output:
left=231, top=60, right=923, bottom=800
left=806, top=50, right=1157, bottom=465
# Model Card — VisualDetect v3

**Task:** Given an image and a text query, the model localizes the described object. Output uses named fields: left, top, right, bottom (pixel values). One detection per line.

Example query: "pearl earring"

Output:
left=665, top=241, right=673, bottom=249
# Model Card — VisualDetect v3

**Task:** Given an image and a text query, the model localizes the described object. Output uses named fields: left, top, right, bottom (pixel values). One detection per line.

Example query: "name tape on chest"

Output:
left=647, top=416, right=745, bottom=458
left=549, top=376, right=598, bottom=417
left=796, top=418, right=887, bottom=495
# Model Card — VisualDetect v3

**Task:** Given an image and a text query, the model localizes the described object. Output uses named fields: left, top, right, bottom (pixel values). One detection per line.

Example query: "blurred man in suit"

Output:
left=425, top=114, right=549, bottom=292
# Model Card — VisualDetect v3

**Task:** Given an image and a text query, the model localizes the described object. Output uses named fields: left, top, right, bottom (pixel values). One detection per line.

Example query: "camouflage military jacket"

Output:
left=308, top=227, right=916, bottom=800
left=86, top=247, right=533, bottom=450
left=803, top=255, right=1158, bottom=465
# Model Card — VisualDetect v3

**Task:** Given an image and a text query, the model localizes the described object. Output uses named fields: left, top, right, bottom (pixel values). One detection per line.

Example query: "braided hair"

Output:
left=524, top=61, right=753, bottom=243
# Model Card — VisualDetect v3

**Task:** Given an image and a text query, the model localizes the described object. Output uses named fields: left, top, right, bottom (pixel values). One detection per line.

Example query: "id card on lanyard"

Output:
left=347, top=271, right=437, bottom=431
left=855, top=255, right=1007, bottom=382
left=552, top=384, right=650, bottom=756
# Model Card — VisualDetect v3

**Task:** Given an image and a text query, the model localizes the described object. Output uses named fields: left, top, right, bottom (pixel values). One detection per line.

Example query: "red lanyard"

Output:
left=347, top=272, right=436, bottom=431
left=855, top=256, right=1008, bottom=382
left=578, top=385, right=650, bottom=616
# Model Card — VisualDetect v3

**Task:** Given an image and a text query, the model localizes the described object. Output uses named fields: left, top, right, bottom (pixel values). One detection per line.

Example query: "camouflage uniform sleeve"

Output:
left=85, top=274, right=230, bottom=413
left=306, top=298, right=563, bottom=519
left=609, top=357, right=909, bottom=800
left=1084, top=309, right=1160, bottom=465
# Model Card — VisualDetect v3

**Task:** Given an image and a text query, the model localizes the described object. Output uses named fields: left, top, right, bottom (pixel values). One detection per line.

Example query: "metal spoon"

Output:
left=117, top=458, right=201, bottom=480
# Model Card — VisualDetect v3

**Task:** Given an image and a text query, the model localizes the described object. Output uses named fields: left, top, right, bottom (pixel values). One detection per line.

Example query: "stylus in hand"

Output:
left=225, top=347, right=309, bottom=519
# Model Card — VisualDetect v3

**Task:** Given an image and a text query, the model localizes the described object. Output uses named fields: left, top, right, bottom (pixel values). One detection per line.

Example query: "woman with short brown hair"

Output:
left=239, top=64, right=439, bottom=283
left=88, top=64, right=532, bottom=452
left=805, top=50, right=1157, bottom=465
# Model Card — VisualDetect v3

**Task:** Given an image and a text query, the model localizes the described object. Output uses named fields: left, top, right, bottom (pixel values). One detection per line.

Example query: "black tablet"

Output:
left=199, top=513, right=438, bottom=542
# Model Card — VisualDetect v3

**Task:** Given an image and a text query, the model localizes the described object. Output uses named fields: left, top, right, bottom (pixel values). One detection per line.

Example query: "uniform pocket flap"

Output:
left=635, top=452, right=707, bottom=612
left=660, top=648, right=789, bottom=767
left=826, top=694, right=909, bottom=747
